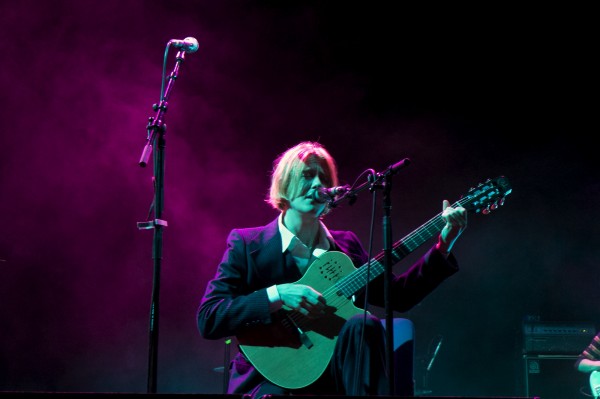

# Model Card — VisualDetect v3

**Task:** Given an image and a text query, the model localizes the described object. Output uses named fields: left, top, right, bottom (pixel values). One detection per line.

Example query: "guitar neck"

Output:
left=330, top=175, right=513, bottom=298
left=336, top=209, right=448, bottom=298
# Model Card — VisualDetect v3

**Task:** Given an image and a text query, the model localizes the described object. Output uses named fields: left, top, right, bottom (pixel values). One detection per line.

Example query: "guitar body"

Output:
left=235, top=176, right=512, bottom=390
left=238, top=251, right=365, bottom=389
left=590, top=370, right=600, bottom=399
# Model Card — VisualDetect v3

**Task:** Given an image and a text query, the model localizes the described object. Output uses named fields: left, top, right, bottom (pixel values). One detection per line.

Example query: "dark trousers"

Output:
left=233, top=314, right=390, bottom=398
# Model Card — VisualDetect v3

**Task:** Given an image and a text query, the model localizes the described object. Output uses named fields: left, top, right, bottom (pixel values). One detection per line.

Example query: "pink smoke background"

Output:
left=0, top=1, right=597, bottom=396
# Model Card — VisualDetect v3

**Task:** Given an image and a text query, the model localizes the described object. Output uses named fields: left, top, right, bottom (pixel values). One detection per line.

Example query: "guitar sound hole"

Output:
left=319, top=261, right=343, bottom=281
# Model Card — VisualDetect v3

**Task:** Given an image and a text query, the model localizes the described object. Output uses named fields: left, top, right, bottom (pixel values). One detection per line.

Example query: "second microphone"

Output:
left=313, top=186, right=350, bottom=203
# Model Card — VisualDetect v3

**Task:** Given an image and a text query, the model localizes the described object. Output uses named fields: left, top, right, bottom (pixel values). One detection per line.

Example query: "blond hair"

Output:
left=267, top=141, right=339, bottom=212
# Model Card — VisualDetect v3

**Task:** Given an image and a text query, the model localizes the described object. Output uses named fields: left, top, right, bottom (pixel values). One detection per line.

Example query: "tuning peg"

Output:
left=482, top=206, right=491, bottom=215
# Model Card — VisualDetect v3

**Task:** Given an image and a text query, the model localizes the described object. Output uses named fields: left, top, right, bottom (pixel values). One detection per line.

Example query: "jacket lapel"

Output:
left=248, top=218, right=301, bottom=284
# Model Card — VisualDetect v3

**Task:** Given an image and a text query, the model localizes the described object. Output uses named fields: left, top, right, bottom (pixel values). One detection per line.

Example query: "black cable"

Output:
left=352, top=169, right=377, bottom=394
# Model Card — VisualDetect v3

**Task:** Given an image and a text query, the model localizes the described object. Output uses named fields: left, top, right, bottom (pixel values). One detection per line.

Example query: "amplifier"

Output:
left=522, top=322, right=596, bottom=354
left=522, top=355, right=589, bottom=398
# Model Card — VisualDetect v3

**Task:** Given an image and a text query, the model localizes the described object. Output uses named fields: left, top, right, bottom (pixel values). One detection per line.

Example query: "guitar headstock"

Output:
left=459, top=176, right=512, bottom=214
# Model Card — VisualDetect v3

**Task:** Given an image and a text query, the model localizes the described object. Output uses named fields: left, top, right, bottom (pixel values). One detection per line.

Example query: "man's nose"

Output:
left=311, top=176, right=323, bottom=188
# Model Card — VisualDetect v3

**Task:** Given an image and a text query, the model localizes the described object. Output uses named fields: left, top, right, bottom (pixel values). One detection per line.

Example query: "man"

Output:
left=197, top=141, right=467, bottom=397
left=576, top=331, right=600, bottom=397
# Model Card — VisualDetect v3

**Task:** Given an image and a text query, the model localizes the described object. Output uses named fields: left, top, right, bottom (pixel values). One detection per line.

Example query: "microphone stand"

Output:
left=137, top=50, right=189, bottom=393
left=381, top=172, right=396, bottom=395
left=420, top=335, right=443, bottom=395
left=331, top=158, right=410, bottom=395
left=378, top=159, right=409, bottom=395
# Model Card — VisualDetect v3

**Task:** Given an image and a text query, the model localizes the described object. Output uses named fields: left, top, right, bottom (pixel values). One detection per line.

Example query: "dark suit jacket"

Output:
left=196, top=216, right=459, bottom=394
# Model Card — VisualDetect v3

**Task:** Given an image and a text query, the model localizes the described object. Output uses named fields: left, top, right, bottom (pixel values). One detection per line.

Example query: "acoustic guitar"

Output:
left=591, top=370, right=600, bottom=399
left=237, top=176, right=512, bottom=389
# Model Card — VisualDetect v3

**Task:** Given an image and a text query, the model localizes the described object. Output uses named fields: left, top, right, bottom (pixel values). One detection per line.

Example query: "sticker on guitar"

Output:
left=237, top=176, right=513, bottom=389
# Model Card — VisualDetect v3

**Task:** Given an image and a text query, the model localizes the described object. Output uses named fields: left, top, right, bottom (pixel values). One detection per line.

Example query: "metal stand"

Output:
left=332, top=158, right=410, bottom=394
left=378, top=160, right=410, bottom=395
left=137, top=49, right=189, bottom=394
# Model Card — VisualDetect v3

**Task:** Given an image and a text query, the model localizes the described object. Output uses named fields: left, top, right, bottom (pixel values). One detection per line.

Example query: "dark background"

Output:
left=0, top=1, right=597, bottom=397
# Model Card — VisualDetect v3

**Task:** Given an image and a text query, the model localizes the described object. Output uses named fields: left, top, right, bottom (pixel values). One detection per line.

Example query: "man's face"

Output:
left=287, top=161, right=329, bottom=216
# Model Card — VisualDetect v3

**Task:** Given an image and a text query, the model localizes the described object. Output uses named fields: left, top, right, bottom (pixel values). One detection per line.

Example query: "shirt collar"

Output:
left=278, top=213, right=332, bottom=253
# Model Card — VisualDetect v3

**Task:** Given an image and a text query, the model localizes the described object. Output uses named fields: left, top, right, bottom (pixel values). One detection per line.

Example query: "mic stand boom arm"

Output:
left=329, top=158, right=410, bottom=208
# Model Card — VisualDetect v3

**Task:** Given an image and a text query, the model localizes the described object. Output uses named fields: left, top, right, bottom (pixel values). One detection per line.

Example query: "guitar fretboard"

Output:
left=334, top=199, right=468, bottom=299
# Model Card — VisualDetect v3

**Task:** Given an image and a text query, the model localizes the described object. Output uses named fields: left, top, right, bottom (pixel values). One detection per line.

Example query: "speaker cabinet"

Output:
left=523, top=355, right=589, bottom=398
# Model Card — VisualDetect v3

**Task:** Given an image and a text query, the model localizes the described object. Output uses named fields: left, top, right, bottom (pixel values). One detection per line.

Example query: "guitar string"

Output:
left=246, top=184, right=505, bottom=388
left=285, top=209, right=449, bottom=329
left=283, top=192, right=497, bottom=331
left=325, top=210, right=446, bottom=306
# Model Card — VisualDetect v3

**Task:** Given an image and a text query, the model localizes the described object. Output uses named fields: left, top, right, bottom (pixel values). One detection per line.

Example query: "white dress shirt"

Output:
left=266, top=213, right=332, bottom=312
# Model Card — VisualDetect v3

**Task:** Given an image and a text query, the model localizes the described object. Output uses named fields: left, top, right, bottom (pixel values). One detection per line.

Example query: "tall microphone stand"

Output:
left=381, top=172, right=396, bottom=395
left=331, top=158, right=410, bottom=395
left=378, top=159, right=410, bottom=395
left=137, top=49, right=189, bottom=394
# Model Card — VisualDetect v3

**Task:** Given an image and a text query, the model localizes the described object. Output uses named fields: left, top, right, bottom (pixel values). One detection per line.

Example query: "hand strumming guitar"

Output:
left=276, top=283, right=326, bottom=317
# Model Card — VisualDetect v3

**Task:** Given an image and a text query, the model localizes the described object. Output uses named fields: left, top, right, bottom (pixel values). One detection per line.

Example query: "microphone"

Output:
left=426, top=336, right=443, bottom=371
left=169, top=37, right=199, bottom=53
left=313, top=186, right=350, bottom=203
